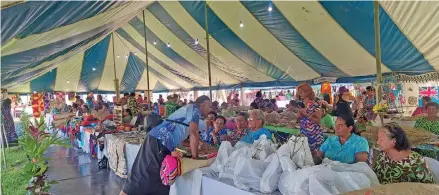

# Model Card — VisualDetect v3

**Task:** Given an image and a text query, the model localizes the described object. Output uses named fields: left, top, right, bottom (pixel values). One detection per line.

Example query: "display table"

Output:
left=264, top=125, right=299, bottom=135
left=105, top=131, right=146, bottom=177
left=170, top=167, right=283, bottom=195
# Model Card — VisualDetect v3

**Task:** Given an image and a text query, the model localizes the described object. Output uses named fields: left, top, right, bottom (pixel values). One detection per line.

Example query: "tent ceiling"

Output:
left=2, top=1, right=439, bottom=93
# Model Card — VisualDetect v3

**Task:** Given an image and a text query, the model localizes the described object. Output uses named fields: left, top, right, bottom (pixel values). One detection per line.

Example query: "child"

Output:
left=320, top=105, right=335, bottom=129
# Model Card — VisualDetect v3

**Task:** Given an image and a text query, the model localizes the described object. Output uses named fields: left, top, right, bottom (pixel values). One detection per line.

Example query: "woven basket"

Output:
left=343, top=182, right=439, bottom=195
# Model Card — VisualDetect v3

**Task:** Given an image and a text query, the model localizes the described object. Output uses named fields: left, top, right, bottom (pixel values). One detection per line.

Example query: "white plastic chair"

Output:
left=424, top=157, right=439, bottom=184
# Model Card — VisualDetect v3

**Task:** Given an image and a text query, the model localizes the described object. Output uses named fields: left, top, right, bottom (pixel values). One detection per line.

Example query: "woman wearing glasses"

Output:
left=240, top=109, right=272, bottom=144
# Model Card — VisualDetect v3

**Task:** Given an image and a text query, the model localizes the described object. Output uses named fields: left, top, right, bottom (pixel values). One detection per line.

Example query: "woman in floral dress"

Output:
left=1, top=97, right=17, bottom=143
left=297, top=83, right=324, bottom=152
left=364, top=86, right=377, bottom=121
left=374, top=123, right=435, bottom=184
left=414, top=102, right=439, bottom=159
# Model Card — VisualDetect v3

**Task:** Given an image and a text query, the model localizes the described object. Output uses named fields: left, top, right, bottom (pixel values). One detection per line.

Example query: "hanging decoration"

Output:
left=320, top=81, right=332, bottom=104
left=395, top=72, right=439, bottom=83
left=31, top=93, right=44, bottom=117
left=418, top=86, right=439, bottom=105
left=67, top=92, right=76, bottom=101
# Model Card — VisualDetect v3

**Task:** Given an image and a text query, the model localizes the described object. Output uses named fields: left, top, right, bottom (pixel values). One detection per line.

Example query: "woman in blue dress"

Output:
left=120, top=96, right=212, bottom=195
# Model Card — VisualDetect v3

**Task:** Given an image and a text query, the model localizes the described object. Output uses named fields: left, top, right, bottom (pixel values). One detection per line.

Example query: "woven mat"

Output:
left=343, top=183, right=439, bottom=195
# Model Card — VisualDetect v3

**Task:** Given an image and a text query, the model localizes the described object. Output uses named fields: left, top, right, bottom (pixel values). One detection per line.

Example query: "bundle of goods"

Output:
left=81, top=115, right=99, bottom=126
left=363, top=126, right=438, bottom=146
left=265, top=110, right=298, bottom=128
left=373, top=100, right=389, bottom=114
left=210, top=135, right=278, bottom=192
left=232, top=106, right=250, bottom=113
left=265, top=111, right=281, bottom=126
left=343, top=182, right=439, bottom=195
left=116, top=123, right=137, bottom=132
left=394, top=115, right=419, bottom=121
left=279, top=159, right=379, bottom=195
left=52, top=113, right=76, bottom=128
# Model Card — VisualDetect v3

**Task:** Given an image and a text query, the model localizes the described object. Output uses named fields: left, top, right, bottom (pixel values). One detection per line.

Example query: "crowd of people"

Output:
left=119, top=83, right=437, bottom=195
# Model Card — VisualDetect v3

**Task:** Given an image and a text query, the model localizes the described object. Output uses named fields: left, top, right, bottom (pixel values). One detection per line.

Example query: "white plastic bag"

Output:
left=260, top=153, right=282, bottom=193
left=279, top=165, right=321, bottom=195
left=251, top=134, right=276, bottom=160
left=277, top=136, right=314, bottom=169
left=210, top=141, right=234, bottom=173
left=233, top=155, right=269, bottom=191
left=308, top=168, right=372, bottom=195
left=220, top=147, right=252, bottom=179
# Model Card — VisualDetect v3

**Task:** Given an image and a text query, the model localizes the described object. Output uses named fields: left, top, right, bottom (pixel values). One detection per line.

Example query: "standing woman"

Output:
left=1, top=90, right=17, bottom=143
left=94, top=95, right=104, bottom=111
left=364, top=86, right=377, bottom=121
left=297, top=83, right=324, bottom=152
left=332, top=86, right=354, bottom=117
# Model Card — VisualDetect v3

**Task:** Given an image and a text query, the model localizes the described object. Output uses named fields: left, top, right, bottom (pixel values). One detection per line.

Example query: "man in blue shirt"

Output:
left=240, top=109, right=272, bottom=144
left=121, top=96, right=212, bottom=195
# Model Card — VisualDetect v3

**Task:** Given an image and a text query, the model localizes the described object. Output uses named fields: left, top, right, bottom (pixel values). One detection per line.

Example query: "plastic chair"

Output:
left=424, top=157, right=439, bottom=184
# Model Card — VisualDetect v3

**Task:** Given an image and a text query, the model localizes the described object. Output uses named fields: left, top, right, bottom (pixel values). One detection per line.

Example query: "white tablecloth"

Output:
left=170, top=167, right=282, bottom=195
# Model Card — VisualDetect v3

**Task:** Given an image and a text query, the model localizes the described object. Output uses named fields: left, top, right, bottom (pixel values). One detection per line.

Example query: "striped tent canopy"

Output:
left=2, top=1, right=439, bottom=93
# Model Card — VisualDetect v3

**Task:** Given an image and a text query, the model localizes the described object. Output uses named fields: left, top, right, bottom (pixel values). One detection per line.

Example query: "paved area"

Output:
left=45, top=146, right=125, bottom=195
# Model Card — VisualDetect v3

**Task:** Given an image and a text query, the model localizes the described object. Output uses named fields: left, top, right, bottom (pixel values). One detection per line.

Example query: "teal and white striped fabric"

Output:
left=2, top=1, right=439, bottom=93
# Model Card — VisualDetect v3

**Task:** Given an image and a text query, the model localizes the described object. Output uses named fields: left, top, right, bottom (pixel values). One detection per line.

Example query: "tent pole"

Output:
left=111, top=33, right=120, bottom=102
left=142, top=10, right=151, bottom=103
left=374, top=1, right=382, bottom=103
left=205, top=1, right=213, bottom=99
left=374, top=1, right=384, bottom=125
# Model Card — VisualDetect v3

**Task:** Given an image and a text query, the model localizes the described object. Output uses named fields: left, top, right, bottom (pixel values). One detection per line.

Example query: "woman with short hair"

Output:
left=374, top=123, right=435, bottom=184
left=240, top=109, right=272, bottom=144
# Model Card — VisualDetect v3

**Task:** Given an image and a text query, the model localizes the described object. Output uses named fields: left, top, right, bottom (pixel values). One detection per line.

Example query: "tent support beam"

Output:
left=111, top=33, right=120, bottom=102
left=374, top=1, right=383, bottom=124
left=205, top=1, right=213, bottom=99
left=142, top=10, right=151, bottom=103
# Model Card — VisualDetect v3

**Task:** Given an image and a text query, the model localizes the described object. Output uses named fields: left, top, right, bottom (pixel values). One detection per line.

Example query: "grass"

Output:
left=1, top=146, right=29, bottom=195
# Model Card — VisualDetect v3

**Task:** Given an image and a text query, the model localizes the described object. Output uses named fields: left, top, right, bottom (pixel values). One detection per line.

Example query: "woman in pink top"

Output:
left=412, top=96, right=431, bottom=116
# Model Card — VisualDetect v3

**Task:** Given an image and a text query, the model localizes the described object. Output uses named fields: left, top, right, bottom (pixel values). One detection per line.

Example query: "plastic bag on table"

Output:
left=308, top=168, right=372, bottom=195
left=210, top=141, right=234, bottom=173
left=326, top=161, right=380, bottom=187
left=251, top=134, right=276, bottom=160
left=260, top=153, right=282, bottom=193
left=277, top=135, right=314, bottom=170
left=233, top=154, right=270, bottom=191
left=278, top=165, right=321, bottom=195
left=219, top=147, right=252, bottom=179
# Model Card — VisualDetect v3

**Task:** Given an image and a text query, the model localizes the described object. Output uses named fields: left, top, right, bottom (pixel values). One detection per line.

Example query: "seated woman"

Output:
left=225, top=112, right=251, bottom=146
left=412, top=96, right=431, bottom=116
left=200, top=115, right=229, bottom=145
left=315, top=115, right=369, bottom=164
left=240, top=109, right=272, bottom=144
left=122, top=109, right=133, bottom=124
left=374, top=123, right=435, bottom=184
left=414, top=102, right=439, bottom=135
left=320, top=105, right=335, bottom=129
